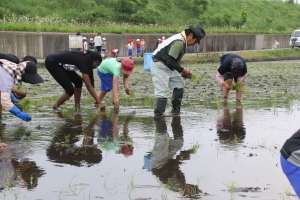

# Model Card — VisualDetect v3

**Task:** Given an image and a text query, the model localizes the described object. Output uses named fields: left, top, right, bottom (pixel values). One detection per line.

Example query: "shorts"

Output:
left=141, top=46, right=145, bottom=51
left=101, top=48, right=107, bottom=52
left=136, top=48, right=141, bottom=54
left=280, top=155, right=300, bottom=197
left=97, top=69, right=113, bottom=91
left=128, top=49, right=133, bottom=56
left=224, top=72, right=244, bottom=82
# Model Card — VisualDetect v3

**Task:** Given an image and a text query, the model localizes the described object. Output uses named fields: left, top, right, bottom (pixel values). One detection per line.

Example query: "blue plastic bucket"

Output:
left=143, top=53, right=152, bottom=71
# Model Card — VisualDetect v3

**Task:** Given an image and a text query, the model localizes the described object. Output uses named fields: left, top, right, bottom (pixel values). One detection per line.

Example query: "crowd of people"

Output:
left=1, top=25, right=299, bottom=197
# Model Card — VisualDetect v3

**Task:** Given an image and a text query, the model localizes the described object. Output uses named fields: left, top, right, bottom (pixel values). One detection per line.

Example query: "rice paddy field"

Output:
left=1, top=60, right=300, bottom=200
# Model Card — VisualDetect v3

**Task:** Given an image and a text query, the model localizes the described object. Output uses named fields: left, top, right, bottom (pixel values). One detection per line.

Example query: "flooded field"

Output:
left=1, top=62, right=300, bottom=200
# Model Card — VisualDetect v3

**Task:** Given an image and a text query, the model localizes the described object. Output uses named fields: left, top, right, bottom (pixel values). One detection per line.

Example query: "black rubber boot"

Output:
left=154, top=98, right=168, bottom=118
left=171, top=88, right=184, bottom=116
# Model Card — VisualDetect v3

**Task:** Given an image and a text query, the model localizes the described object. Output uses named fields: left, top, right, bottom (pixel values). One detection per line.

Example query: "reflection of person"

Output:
left=45, top=50, right=102, bottom=110
left=97, top=58, right=134, bottom=112
left=0, top=148, right=45, bottom=190
left=216, top=54, right=247, bottom=102
left=143, top=117, right=201, bottom=197
left=97, top=112, right=134, bottom=157
left=47, top=112, right=102, bottom=167
left=280, top=129, right=300, bottom=198
left=216, top=102, right=245, bottom=144
left=0, top=58, right=44, bottom=122
left=151, top=25, right=206, bottom=117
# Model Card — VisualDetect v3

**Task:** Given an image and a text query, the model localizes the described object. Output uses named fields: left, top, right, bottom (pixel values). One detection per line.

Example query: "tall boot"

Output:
left=171, top=88, right=184, bottom=116
left=154, top=98, right=168, bottom=118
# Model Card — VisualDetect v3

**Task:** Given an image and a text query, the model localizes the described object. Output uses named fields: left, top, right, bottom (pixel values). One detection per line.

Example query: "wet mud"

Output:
left=0, top=62, right=300, bottom=199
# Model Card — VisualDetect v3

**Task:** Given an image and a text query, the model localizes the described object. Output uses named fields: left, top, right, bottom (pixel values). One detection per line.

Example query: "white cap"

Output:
left=90, top=38, right=93, bottom=40
left=162, top=36, right=165, bottom=40
left=136, top=39, right=140, bottom=41
left=102, top=38, right=106, bottom=40
left=158, top=38, right=161, bottom=40
left=82, top=37, right=87, bottom=40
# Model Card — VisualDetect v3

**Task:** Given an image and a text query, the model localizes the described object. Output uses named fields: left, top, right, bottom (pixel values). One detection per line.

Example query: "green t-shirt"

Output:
left=168, top=40, right=184, bottom=60
left=98, top=58, right=124, bottom=77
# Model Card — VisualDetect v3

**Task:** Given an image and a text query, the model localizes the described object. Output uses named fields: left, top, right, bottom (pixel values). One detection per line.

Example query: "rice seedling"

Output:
left=232, top=82, right=244, bottom=90
left=20, top=98, right=32, bottom=112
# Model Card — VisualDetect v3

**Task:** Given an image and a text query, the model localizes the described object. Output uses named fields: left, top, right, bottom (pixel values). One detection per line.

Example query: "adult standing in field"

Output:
left=0, top=57, right=44, bottom=123
left=140, top=38, right=146, bottom=57
left=45, top=50, right=103, bottom=110
left=97, top=58, right=134, bottom=113
left=280, top=128, right=300, bottom=198
left=151, top=25, right=206, bottom=117
left=94, top=33, right=102, bottom=53
left=215, top=54, right=247, bottom=102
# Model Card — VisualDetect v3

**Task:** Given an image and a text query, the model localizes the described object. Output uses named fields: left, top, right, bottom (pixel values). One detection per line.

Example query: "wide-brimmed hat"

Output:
left=22, top=62, right=44, bottom=84
left=121, top=58, right=134, bottom=75
left=189, top=24, right=206, bottom=44
left=231, top=59, right=244, bottom=77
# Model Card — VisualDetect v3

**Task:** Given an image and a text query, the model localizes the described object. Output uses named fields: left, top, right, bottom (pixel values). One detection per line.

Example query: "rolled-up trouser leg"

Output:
left=171, top=88, right=184, bottom=115
left=154, top=98, right=168, bottom=117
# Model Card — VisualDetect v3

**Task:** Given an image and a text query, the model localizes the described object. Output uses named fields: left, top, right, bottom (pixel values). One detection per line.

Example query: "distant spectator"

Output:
left=94, top=33, right=102, bottom=53
left=160, top=36, right=166, bottom=44
left=136, top=39, right=141, bottom=57
left=140, top=38, right=146, bottom=57
left=101, top=38, right=107, bottom=59
left=83, top=37, right=88, bottom=53
left=154, top=38, right=161, bottom=50
left=110, top=49, right=120, bottom=58
left=89, top=38, right=95, bottom=51
left=124, top=39, right=134, bottom=59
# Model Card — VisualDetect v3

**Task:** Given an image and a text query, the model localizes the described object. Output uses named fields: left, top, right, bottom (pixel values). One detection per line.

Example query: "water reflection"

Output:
left=46, top=112, right=102, bottom=167
left=216, top=102, right=246, bottom=148
left=0, top=125, right=45, bottom=190
left=143, top=117, right=202, bottom=197
left=97, top=112, right=134, bottom=157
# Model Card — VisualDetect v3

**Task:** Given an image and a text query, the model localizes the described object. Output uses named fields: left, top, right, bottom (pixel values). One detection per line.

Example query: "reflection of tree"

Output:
left=97, top=112, right=134, bottom=157
left=144, top=117, right=202, bottom=197
left=216, top=102, right=246, bottom=145
left=46, top=112, right=102, bottom=167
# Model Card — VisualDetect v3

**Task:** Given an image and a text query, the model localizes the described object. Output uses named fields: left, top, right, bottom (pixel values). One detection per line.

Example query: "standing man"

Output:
left=151, top=25, right=206, bottom=117
left=215, top=54, right=247, bottom=102
left=94, top=33, right=102, bottom=53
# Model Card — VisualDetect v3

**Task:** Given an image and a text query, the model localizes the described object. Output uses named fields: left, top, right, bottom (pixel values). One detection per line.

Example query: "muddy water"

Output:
left=0, top=62, right=300, bottom=200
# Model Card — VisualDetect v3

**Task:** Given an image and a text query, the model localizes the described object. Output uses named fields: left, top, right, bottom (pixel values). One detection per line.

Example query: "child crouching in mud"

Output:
left=96, top=58, right=134, bottom=113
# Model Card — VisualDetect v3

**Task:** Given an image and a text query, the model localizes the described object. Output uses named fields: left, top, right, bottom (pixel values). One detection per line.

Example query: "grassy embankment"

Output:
left=1, top=0, right=300, bottom=34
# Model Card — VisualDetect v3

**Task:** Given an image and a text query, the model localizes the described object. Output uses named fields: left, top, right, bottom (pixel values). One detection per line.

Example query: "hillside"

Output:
left=0, top=0, right=300, bottom=33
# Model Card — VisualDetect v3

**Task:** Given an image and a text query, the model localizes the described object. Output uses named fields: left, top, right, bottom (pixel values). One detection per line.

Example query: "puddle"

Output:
left=0, top=63, right=300, bottom=199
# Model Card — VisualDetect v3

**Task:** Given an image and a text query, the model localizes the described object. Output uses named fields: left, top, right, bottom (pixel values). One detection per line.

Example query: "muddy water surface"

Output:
left=1, top=62, right=300, bottom=200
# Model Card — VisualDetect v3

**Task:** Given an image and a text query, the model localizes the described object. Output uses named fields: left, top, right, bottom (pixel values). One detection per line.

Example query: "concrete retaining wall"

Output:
left=0, top=31, right=291, bottom=59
